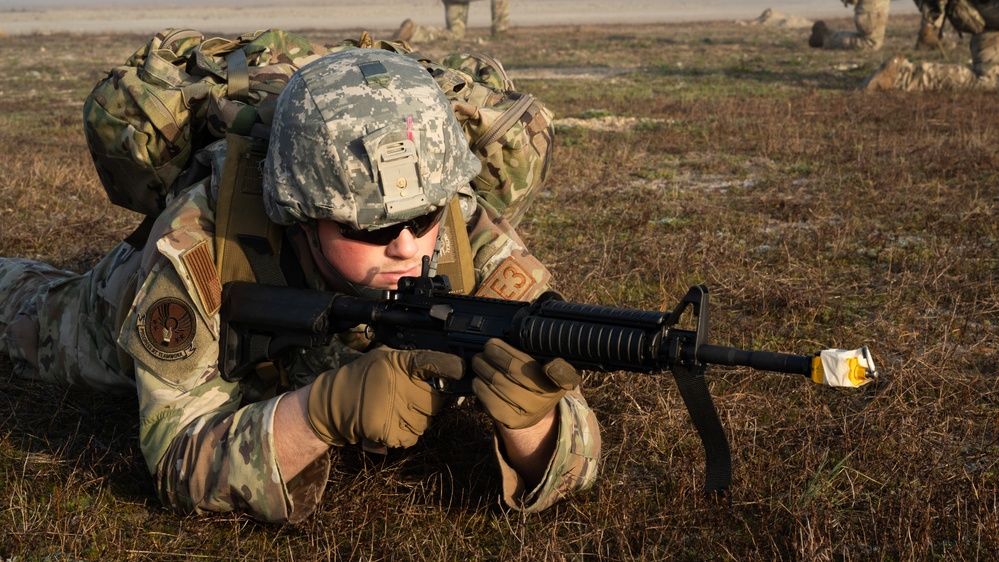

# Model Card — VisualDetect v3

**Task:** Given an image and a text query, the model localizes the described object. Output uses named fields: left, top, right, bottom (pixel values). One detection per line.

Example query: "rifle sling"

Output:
left=237, top=234, right=287, bottom=287
left=124, top=214, right=158, bottom=250
left=670, top=363, right=732, bottom=496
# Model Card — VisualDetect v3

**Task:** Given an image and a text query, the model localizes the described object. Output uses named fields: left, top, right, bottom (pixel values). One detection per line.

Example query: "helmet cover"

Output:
left=262, top=48, right=481, bottom=229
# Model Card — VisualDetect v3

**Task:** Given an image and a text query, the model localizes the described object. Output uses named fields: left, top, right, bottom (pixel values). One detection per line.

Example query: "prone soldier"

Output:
left=864, top=0, right=999, bottom=90
left=809, top=0, right=892, bottom=50
left=0, top=49, right=600, bottom=522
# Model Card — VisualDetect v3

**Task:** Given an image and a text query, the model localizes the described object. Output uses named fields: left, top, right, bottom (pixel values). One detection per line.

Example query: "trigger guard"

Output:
left=431, top=376, right=474, bottom=396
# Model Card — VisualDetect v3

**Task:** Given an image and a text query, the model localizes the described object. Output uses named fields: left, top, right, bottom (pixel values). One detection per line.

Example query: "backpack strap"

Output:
left=434, top=198, right=476, bottom=295
left=213, top=133, right=304, bottom=397
left=123, top=214, right=158, bottom=250
left=225, top=49, right=251, bottom=102
left=214, top=133, right=286, bottom=286
left=468, top=93, right=535, bottom=153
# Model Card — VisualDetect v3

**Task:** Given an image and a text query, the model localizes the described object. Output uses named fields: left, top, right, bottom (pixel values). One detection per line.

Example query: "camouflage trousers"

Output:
left=0, top=243, right=142, bottom=394
left=866, top=30, right=999, bottom=90
left=824, top=0, right=891, bottom=50
left=412, top=0, right=509, bottom=41
left=916, top=0, right=946, bottom=32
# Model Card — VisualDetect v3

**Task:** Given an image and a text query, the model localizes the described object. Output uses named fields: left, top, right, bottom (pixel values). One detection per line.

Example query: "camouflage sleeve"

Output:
left=493, top=389, right=601, bottom=513
left=117, top=185, right=329, bottom=523
left=464, top=195, right=601, bottom=511
left=466, top=195, right=552, bottom=302
left=122, top=261, right=329, bottom=523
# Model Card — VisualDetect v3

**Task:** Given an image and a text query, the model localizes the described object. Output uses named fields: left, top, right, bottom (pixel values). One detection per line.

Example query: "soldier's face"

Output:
left=312, top=219, right=440, bottom=290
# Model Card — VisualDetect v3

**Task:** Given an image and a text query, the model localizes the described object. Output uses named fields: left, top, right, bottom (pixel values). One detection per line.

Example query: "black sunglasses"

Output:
left=337, top=205, right=447, bottom=246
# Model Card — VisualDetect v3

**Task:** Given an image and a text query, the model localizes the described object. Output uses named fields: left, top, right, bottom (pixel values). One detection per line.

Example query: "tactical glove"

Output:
left=307, top=347, right=464, bottom=448
left=471, top=338, right=581, bottom=429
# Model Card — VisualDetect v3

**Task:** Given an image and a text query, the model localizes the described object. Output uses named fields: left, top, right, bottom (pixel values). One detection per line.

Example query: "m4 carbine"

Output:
left=219, top=272, right=876, bottom=493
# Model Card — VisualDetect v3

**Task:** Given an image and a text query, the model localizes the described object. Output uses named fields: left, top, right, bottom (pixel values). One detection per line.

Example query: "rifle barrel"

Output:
left=696, top=344, right=812, bottom=376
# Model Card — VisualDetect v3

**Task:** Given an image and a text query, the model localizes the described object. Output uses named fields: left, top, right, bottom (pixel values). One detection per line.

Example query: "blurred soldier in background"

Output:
left=865, top=0, right=999, bottom=90
left=395, top=0, right=510, bottom=43
left=809, top=0, right=892, bottom=50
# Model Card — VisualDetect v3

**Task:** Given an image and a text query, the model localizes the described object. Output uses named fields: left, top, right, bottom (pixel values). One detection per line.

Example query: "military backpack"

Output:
left=83, top=28, right=554, bottom=230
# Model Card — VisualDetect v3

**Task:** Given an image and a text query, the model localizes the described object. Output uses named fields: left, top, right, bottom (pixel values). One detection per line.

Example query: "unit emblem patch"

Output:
left=137, top=297, right=197, bottom=360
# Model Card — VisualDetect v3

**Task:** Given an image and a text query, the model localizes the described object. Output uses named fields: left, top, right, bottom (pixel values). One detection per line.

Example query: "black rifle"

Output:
left=219, top=273, right=820, bottom=494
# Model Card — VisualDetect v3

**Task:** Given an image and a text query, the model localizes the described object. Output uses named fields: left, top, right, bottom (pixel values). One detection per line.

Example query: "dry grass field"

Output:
left=1, top=14, right=997, bottom=561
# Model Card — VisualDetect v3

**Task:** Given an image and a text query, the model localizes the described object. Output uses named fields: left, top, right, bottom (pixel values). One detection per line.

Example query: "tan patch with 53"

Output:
left=476, top=256, right=537, bottom=301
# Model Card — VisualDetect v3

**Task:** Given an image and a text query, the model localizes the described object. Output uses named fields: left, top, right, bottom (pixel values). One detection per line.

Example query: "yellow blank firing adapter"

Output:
left=810, top=346, right=878, bottom=387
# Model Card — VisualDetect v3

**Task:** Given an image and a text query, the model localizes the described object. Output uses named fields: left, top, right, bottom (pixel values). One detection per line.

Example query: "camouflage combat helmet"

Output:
left=262, top=49, right=481, bottom=230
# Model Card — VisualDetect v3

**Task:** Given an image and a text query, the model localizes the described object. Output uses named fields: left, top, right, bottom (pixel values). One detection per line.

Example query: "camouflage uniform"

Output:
left=0, top=48, right=598, bottom=523
left=810, top=0, right=891, bottom=50
left=865, top=0, right=999, bottom=90
left=398, top=0, right=510, bottom=42
left=0, top=175, right=600, bottom=522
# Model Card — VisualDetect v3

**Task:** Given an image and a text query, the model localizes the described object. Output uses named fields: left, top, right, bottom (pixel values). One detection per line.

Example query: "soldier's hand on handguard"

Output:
left=471, top=339, right=581, bottom=429
left=307, top=347, right=464, bottom=448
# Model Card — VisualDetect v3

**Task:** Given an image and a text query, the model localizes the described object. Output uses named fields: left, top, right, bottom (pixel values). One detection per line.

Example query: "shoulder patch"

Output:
left=137, top=297, right=198, bottom=361
left=476, top=256, right=538, bottom=301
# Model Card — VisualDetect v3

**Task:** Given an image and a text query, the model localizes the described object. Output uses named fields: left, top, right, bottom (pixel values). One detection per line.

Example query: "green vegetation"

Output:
left=1, top=16, right=996, bottom=560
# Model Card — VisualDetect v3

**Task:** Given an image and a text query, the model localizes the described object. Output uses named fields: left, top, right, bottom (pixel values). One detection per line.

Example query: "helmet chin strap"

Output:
left=303, top=222, right=443, bottom=299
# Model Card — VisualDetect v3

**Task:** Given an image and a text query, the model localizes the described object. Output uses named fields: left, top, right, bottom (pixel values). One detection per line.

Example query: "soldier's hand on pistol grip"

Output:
left=471, top=338, right=581, bottom=430
left=307, top=347, right=464, bottom=448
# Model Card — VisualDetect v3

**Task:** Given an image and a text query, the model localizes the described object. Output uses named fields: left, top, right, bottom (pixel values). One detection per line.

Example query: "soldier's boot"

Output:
left=863, top=55, right=907, bottom=90
left=809, top=21, right=829, bottom=48
left=915, top=20, right=941, bottom=50
left=394, top=19, right=416, bottom=42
